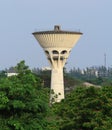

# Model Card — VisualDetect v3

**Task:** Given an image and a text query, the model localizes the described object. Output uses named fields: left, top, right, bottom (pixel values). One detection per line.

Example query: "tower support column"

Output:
left=50, top=68, right=64, bottom=103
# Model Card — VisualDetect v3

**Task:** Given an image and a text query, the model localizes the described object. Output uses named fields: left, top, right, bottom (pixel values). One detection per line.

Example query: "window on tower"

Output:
left=52, top=50, right=59, bottom=54
left=61, top=50, right=67, bottom=54
left=45, top=50, right=49, bottom=55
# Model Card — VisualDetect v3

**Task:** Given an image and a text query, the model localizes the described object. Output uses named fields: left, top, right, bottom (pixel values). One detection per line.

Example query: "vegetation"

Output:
left=0, top=61, right=53, bottom=130
left=0, top=61, right=112, bottom=130
left=0, top=70, right=7, bottom=78
left=52, top=86, right=112, bottom=130
left=69, top=66, right=112, bottom=86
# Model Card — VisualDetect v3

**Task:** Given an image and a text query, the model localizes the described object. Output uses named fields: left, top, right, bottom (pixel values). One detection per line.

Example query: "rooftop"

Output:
left=32, top=25, right=83, bottom=35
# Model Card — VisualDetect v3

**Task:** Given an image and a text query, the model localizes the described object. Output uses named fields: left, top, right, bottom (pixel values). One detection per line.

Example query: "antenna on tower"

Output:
left=104, top=53, right=106, bottom=68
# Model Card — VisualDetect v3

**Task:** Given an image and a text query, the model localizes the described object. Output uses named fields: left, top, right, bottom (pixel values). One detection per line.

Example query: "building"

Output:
left=32, top=25, right=82, bottom=103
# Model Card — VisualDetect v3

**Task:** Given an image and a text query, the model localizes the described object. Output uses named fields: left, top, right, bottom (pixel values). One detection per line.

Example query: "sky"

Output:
left=0, top=0, right=112, bottom=70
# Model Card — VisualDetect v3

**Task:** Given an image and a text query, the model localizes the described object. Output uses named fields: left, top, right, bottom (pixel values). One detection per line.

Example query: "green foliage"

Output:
left=0, top=70, right=7, bottom=78
left=0, top=61, right=52, bottom=130
left=32, top=68, right=51, bottom=88
left=68, top=66, right=112, bottom=86
left=1, top=61, right=112, bottom=130
left=64, top=74, right=82, bottom=93
left=53, top=86, right=112, bottom=130
left=15, top=60, right=29, bottom=74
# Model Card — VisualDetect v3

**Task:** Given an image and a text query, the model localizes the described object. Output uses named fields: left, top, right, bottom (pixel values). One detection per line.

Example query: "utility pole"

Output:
left=104, top=53, right=106, bottom=68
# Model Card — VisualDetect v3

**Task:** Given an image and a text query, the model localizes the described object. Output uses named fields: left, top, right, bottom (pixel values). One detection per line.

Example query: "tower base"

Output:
left=50, top=68, right=64, bottom=103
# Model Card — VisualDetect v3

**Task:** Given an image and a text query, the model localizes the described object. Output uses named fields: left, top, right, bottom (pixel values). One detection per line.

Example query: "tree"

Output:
left=0, top=61, right=53, bottom=130
left=53, top=86, right=112, bottom=130
left=15, top=60, right=29, bottom=74
left=0, top=70, right=7, bottom=78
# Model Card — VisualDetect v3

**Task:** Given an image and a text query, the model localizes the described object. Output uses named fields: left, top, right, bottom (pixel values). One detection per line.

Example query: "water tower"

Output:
left=32, top=25, right=82, bottom=103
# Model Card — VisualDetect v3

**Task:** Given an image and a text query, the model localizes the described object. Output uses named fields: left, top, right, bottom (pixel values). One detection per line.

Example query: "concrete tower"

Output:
left=32, top=25, right=82, bottom=103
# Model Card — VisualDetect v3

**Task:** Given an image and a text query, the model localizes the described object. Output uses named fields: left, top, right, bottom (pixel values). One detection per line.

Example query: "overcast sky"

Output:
left=0, top=0, right=112, bottom=70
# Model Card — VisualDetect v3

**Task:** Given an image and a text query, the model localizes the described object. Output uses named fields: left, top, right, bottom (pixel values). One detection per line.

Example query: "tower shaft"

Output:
left=51, top=68, right=64, bottom=102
